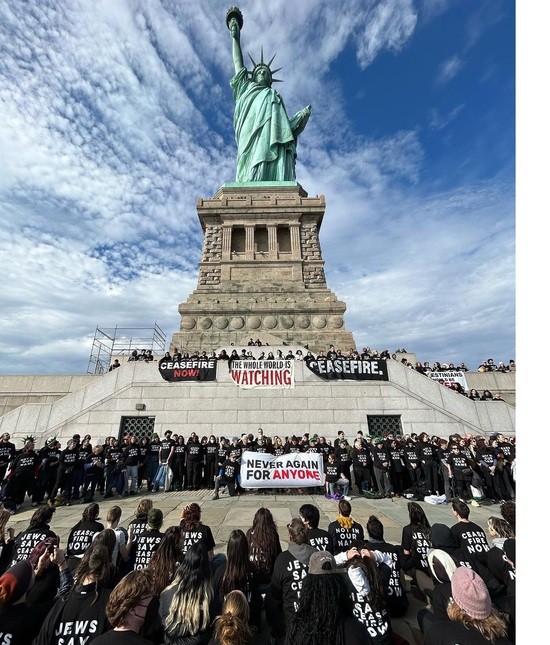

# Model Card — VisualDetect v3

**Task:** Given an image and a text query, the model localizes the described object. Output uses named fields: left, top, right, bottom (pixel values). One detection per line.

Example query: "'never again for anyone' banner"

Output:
left=305, top=358, right=389, bottom=381
left=230, top=359, right=294, bottom=388
left=240, top=451, right=324, bottom=488
left=158, top=358, right=217, bottom=382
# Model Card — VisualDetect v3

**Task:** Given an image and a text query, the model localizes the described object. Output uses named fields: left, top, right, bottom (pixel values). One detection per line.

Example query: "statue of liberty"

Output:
left=227, top=7, right=312, bottom=183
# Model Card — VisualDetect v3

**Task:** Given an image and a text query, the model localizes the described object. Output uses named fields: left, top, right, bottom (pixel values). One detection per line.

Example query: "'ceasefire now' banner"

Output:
left=240, top=451, right=324, bottom=488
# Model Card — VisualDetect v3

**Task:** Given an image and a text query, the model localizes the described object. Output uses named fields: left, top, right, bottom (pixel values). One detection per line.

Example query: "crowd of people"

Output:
left=0, top=494, right=516, bottom=644
left=0, top=428, right=516, bottom=513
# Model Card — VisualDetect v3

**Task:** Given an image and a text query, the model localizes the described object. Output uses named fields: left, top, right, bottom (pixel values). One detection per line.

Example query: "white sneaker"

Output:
left=343, top=495, right=351, bottom=501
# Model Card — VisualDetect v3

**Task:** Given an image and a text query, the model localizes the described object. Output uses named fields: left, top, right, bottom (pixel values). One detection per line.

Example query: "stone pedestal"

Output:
left=171, top=183, right=356, bottom=353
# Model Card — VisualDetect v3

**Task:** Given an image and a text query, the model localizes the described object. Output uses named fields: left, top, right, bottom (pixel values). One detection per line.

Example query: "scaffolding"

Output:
left=87, top=323, right=167, bottom=375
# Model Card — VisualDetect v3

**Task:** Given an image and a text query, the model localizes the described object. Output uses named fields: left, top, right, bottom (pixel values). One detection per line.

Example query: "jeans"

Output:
left=327, top=478, right=349, bottom=496
left=126, top=465, right=138, bottom=493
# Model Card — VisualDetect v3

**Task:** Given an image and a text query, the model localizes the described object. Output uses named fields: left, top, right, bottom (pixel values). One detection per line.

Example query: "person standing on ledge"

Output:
left=227, top=6, right=312, bottom=182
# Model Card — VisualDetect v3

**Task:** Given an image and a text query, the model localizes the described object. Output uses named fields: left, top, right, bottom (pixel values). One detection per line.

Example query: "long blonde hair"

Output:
left=162, top=543, right=213, bottom=640
left=448, top=600, right=509, bottom=641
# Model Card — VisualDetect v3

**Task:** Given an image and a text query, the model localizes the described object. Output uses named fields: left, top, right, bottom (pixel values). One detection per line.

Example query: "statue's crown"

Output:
left=248, top=48, right=283, bottom=83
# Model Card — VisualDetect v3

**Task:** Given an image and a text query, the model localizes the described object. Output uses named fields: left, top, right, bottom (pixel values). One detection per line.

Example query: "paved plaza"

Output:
left=8, top=489, right=506, bottom=643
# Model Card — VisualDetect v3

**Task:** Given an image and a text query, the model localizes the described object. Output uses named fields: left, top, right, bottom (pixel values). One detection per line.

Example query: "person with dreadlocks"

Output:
left=285, top=551, right=369, bottom=645
left=34, top=544, right=113, bottom=645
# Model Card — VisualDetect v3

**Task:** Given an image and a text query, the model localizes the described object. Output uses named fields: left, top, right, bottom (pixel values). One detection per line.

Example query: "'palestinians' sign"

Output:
left=429, top=371, right=468, bottom=391
left=240, top=450, right=324, bottom=488
left=158, top=358, right=217, bottom=382
left=306, top=358, right=389, bottom=381
left=230, top=359, right=294, bottom=388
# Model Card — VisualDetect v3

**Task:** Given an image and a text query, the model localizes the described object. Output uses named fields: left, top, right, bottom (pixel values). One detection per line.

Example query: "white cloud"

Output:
left=0, top=0, right=514, bottom=375
left=436, top=55, right=463, bottom=84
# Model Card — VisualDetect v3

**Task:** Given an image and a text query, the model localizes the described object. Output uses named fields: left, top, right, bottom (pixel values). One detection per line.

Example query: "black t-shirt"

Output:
left=205, top=442, right=218, bottom=460
left=159, top=438, right=174, bottom=462
left=328, top=520, right=364, bottom=554
left=351, top=448, right=371, bottom=468
left=307, top=527, right=334, bottom=553
left=450, top=521, right=490, bottom=566
left=10, top=526, right=58, bottom=567
left=34, top=584, right=112, bottom=645
left=148, top=442, right=161, bottom=459
left=0, top=441, right=15, bottom=467
left=13, top=450, right=39, bottom=475
left=128, top=517, right=148, bottom=536
left=93, top=629, right=155, bottom=645
left=0, top=602, right=52, bottom=645
left=325, top=461, right=340, bottom=483
left=180, top=523, right=216, bottom=555
left=124, top=445, right=141, bottom=467
left=347, top=581, right=394, bottom=645
left=425, top=619, right=513, bottom=645
left=416, top=443, right=437, bottom=464
left=401, top=524, right=431, bottom=573
left=221, top=459, right=239, bottom=482
left=185, top=441, right=203, bottom=462
left=67, top=519, right=105, bottom=557
left=132, top=529, right=164, bottom=570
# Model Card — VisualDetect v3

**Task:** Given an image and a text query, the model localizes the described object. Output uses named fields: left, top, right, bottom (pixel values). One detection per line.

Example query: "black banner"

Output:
left=158, top=358, right=217, bottom=382
left=305, top=358, right=389, bottom=381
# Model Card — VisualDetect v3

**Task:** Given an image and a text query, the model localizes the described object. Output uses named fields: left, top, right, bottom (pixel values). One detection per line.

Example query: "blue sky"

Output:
left=0, top=0, right=516, bottom=375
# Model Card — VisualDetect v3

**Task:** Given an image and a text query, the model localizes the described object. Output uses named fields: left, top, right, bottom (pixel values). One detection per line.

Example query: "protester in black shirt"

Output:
left=416, top=432, right=439, bottom=495
left=213, top=453, right=240, bottom=499
left=246, top=507, right=282, bottom=594
left=34, top=544, right=113, bottom=645
left=129, top=508, right=164, bottom=571
left=186, top=433, right=204, bottom=491
left=9, top=438, right=39, bottom=508
left=9, top=505, right=58, bottom=567
left=0, top=560, right=52, bottom=645
left=123, top=436, right=141, bottom=495
left=93, top=569, right=156, bottom=645
left=328, top=499, right=364, bottom=555
left=145, top=434, right=161, bottom=492
left=0, top=433, right=15, bottom=484
left=299, top=503, right=333, bottom=553
left=66, top=503, right=105, bottom=571
left=204, top=435, right=219, bottom=490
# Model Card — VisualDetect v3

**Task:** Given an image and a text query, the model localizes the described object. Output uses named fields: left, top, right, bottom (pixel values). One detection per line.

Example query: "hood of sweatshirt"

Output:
left=288, top=542, right=317, bottom=565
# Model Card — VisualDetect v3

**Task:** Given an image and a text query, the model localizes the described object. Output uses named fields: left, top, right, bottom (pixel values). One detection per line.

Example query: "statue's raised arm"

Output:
left=226, top=6, right=311, bottom=183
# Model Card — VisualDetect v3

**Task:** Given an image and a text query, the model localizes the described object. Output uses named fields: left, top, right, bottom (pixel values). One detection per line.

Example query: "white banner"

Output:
left=429, top=371, right=468, bottom=391
left=230, top=359, right=294, bottom=388
left=240, top=450, right=324, bottom=488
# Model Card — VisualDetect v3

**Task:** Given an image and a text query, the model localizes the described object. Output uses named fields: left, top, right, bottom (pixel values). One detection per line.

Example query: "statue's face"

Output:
left=254, top=66, right=271, bottom=87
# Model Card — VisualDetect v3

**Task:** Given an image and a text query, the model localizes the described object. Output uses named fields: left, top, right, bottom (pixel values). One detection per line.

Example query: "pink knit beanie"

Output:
left=451, top=567, right=492, bottom=620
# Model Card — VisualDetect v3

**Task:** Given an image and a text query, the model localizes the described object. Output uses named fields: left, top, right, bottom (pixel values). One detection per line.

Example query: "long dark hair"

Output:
left=148, top=526, right=183, bottom=595
left=80, top=503, right=100, bottom=524
left=345, top=553, right=387, bottom=612
left=162, top=543, right=213, bottom=639
left=246, top=508, right=280, bottom=579
left=73, top=544, right=113, bottom=600
left=286, top=574, right=345, bottom=645
left=407, top=501, right=432, bottom=543
left=222, top=529, right=253, bottom=597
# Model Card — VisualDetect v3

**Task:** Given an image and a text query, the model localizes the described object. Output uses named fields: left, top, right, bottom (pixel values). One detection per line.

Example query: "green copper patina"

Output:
left=227, top=6, right=311, bottom=183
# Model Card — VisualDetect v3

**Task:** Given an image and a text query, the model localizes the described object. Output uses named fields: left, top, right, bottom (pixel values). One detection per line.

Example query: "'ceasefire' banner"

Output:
left=158, top=358, right=217, bottom=382
left=230, top=359, right=294, bottom=388
left=240, top=451, right=324, bottom=488
left=305, top=358, right=389, bottom=381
